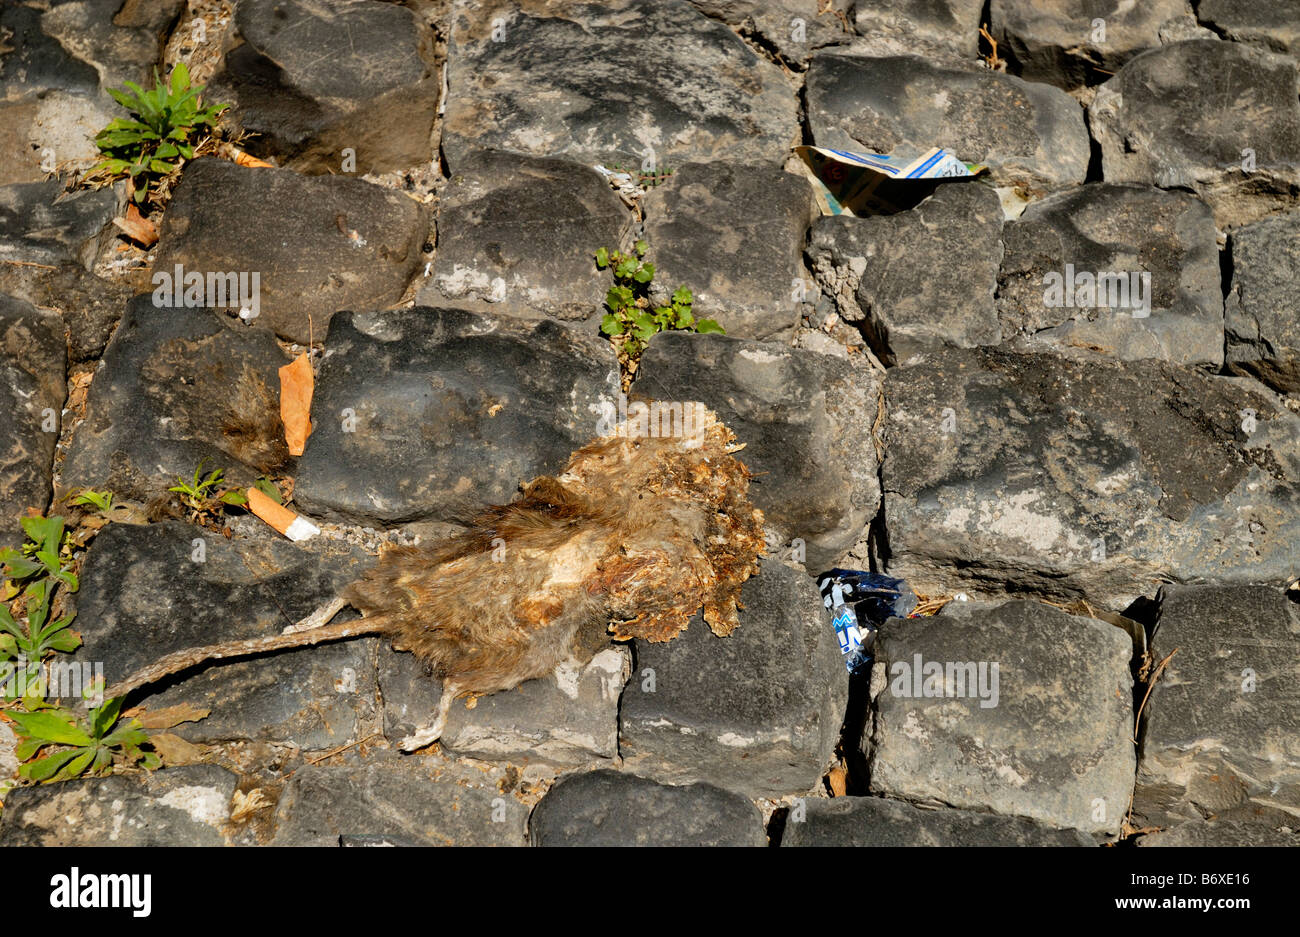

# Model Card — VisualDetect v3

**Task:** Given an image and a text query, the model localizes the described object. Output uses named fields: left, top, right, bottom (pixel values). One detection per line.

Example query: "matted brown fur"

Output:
left=343, top=405, right=766, bottom=697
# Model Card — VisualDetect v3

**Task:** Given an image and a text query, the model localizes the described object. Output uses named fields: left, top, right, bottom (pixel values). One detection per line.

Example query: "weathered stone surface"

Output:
left=0, top=93, right=114, bottom=185
left=211, top=0, right=438, bottom=174
left=620, top=559, right=847, bottom=798
left=686, top=1, right=854, bottom=67
left=997, top=183, right=1223, bottom=367
left=883, top=347, right=1300, bottom=607
left=39, top=0, right=185, bottom=99
left=271, top=759, right=530, bottom=846
left=637, top=333, right=879, bottom=571
left=153, top=158, right=429, bottom=343
left=1138, top=817, right=1298, bottom=847
left=781, top=795, right=1095, bottom=846
left=806, top=181, right=1004, bottom=364
left=379, top=644, right=629, bottom=767
left=60, top=297, right=295, bottom=501
left=805, top=52, right=1090, bottom=197
left=0, top=180, right=120, bottom=270
left=442, top=0, right=799, bottom=171
left=530, top=769, right=767, bottom=845
left=0, top=765, right=249, bottom=846
left=73, top=522, right=377, bottom=749
left=868, top=600, right=1135, bottom=836
left=0, top=294, right=65, bottom=544
left=1225, top=209, right=1300, bottom=393
left=990, top=0, right=1184, bottom=88
left=1134, top=585, right=1300, bottom=828
left=1089, top=40, right=1300, bottom=229
left=0, top=1, right=101, bottom=101
left=0, top=263, right=130, bottom=363
left=1197, top=0, right=1300, bottom=55
left=641, top=162, right=816, bottom=341
left=0, top=100, right=47, bottom=185
left=295, top=306, right=620, bottom=525
left=853, top=0, right=984, bottom=61
left=0, top=0, right=177, bottom=184
left=419, top=149, right=630, bottom=321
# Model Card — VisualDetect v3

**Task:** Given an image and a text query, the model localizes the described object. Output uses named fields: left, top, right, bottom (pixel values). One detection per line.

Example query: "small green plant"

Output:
left=0, top=517, right=80, bottom=690
left=169, top=458, right=248, bottom=517
left=595, top=241, right=723, bottom=367
left=91, top=62, right=228, bottom=204
left=606, top=163, right=674, bottom=187
left=8, top=696, right=157, bottom=783
left=0, top=514, right=155, bottom=787
left=69, top=489, right=114, bottom=515
left=252, top=476, right=282, bottom=504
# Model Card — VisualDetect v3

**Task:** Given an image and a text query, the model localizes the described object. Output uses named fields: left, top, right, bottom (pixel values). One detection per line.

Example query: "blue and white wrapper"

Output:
left=817, top=569, right=918, bottom=674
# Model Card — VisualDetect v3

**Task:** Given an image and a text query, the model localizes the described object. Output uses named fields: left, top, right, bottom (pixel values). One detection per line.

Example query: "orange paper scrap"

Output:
left=247, top=486, right=319, bottom=542
left=279, top=353, right=314, bottom=456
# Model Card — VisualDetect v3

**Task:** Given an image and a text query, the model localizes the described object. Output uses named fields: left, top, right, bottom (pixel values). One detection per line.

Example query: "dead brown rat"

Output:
left=106, top=404, right=766, bottom=750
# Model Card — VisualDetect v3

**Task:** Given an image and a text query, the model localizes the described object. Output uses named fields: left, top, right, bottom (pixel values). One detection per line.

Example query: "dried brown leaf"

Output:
left=126, top=702, right=211, bottom=730
left=111, top=203, right=158, bottom=247
left=278, top=352, right=314, bottom=456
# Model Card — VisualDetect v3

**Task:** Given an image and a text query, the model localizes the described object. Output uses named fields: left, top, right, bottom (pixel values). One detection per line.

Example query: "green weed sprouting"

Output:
left=595, top=241, right=722, bottom=384
left=90, top=62, right=228, bottom=204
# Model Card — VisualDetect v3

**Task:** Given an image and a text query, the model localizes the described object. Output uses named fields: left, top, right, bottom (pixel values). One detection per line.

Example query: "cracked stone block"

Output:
left=853, top=0, right=985, bottom=61
left=0, top=263, right=130, bottom=363
left=1138, top=817, right=1298, bottom=847
left=685, top=1, right=855, bottom=67
left=805, top=52, right=1090, bottom=198
left=379, top=644, right=629, bottom=767
left=294, top=306, right=620, bottom=525
left=0, top=180, right=121, bottom=270
left=60, top=297, right=296, bottom=502
left=1133, top=585, right=1300, bottom=828
left=641, top=162, right=816, bottom=341
left=1089, top=40, right=1300, bottom=229
left=636, top=332, right=879, bottom=571
left=73, top=522, right=378, bottom=750
left=1225, top=209, right=1300, bottom=394
left=441, top=0, right=799, bottom=171
left=419, top=149, right=630, bottom=321
left=806, top=181, right=1004, bottom=364
left=989, top=0, right=1185, bottom=89
left=270, top=759, right=530, bottom=845
left=0, top=1, right=172, bottom=182
left=997, top=183, right=1223, bottom=367
left=0, top=765, right=250, bottom=846
left=619, top=559, right=847, bottom=798
left=0, top=1, right=98, bottom=100
left=867, top=600, right=1135, bottom=836
left=883, top=347, right=1300, bottom=607
left=781, top=796, right=1096, bottom=846
left=211, top=0, right=438, bottom=173
left=38, top=0, right=185, bottom=100
left=529, top=769, right=766, bottom=845
left=152, top=158, right=429, bottom=344
left=0, top=294, right=65, bottom=545
left=1197, top=0, right=1300, bottom=55
left=0, top=0, right=181, bottom=104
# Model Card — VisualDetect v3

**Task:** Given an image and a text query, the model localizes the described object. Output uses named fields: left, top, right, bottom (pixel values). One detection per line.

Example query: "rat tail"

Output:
left=103, top=612, right=393, bottom=702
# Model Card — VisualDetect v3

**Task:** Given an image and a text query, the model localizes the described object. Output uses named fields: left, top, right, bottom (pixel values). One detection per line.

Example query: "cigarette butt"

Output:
left=247, top=486, right=319, bottom=541
left=232, top=148, right=274, bottom=168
